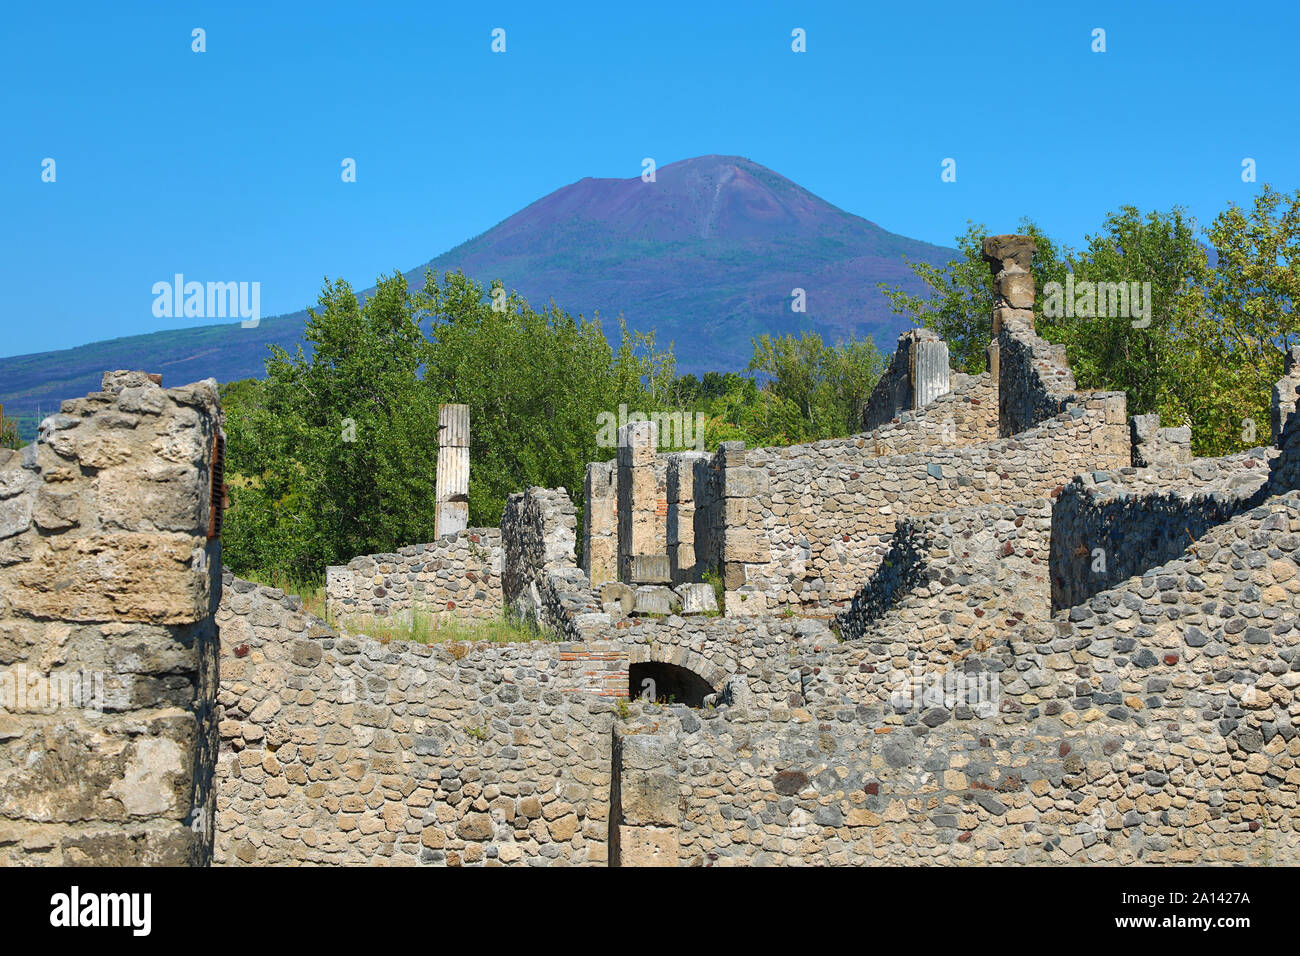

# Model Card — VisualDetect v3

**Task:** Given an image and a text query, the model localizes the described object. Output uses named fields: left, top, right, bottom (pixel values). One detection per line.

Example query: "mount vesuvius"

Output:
left=0, top=155, right=953, bottom=430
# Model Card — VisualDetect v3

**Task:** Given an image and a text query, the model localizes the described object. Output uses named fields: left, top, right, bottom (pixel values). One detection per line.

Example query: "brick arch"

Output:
left=626, top=643, right=731, bottom=692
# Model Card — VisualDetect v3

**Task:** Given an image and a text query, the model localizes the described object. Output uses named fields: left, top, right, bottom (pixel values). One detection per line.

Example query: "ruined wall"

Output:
left=836, top=499, right=1053, bottom=645
left=1050, top=451, right=1274, bottom=610
left=324, top=529, right=503, bottom=626
left=866, top=372, right=998, bottom=458
left=1271, top=345, right=1300, bottom=447
left=730, top=394, right=1127, bottom=612
left=602, top=489, right=1300, bottom=865
left=862, top=328, right=953, bottom=431
left=582, top=460, right=618, bottom=588
left=502, top=487, right=610, bottom=642
left=214, top=573, right=623, bottom=865
left=0, top=372, right=221, bottom=866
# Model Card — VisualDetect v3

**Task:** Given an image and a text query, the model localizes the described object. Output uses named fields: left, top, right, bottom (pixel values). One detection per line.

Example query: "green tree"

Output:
left=0, top=404, right=21, bottom=450
left=222, top=272, right=440, bottom=579
left=414, top=270, right=677, bottom=528
left=747, top=331, right=884, bottom=440
left=1201, top=185, right=1300, bottom=450
left=879, top=218, right=1064, bottom=372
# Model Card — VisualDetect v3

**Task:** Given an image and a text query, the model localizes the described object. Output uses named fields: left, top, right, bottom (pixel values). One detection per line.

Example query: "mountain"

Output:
left=0, top=155, right=953, bottom=436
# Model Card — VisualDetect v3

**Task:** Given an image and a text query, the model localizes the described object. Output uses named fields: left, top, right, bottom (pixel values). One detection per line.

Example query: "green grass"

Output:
left=338, top=608, right=545, bottom=647
left=239, top=569, right=546, bottom=646
left=241, top=569, right=329, bottom=620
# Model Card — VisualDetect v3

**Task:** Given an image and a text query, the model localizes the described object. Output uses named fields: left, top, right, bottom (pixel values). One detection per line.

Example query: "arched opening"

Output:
left=629, top=661, right=716, bottom=708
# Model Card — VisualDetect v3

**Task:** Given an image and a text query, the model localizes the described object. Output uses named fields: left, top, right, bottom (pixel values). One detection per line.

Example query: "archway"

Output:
left=629, top=661, right=716, bottom=708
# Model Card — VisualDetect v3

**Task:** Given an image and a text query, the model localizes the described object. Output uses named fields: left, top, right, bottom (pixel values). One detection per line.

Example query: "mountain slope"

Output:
left=0, top=155, right=953, bottom=433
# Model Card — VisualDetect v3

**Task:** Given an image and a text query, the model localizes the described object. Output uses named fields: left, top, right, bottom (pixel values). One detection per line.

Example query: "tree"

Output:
left=1201, top=185, right=1300, bottom=450
left=879, top=218, right=1064, bottom=372
left=747, top=331, right=884, bottom=440
left=222, top=272, right=440, bottom=579
left=1039, top=205, right=1211, bottom=443
left=414, top=270, right=678, bottom=528
left=0, top=404, right=21, bottom=450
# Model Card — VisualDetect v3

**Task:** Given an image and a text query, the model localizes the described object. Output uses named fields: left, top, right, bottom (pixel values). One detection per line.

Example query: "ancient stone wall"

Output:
left=731, top=394, right=1127, bottom=612
left=213, top=573, right=622, bottom=865
left=324, top=529, right=503, bottom=626
left=0, top=372, right=222, bottom=865
left=1050, top=451, right=1275, bottom=610
left=836, top=499, right=1053, bottom=645
left=602, top=490, right=1300, bottom=865
left=1272, top=345, right=1300, bottom=447
left=862, top=328, right=953, bottom=431
left=502, top=486, right=610, bottom=642
left=866, top=371, right=998, bottom=458
left=582, top=460, right=618, bottom=588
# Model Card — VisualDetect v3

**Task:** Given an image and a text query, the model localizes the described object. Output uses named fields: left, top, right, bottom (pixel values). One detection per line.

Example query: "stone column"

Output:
left=983, top=235, right=1037, bottom=434
left=666, top=452, right=706, bottom=583
left=911, top=335, right=951, bottom=408
left=617, top=421, right=666, bottom=584
left=982, top=235, right=1037, bottom=335
left=0, top=370, right=222, bottom=866
left=435, top=404, right=469, bottom=538
left=583, top=459, right=618, bottom=588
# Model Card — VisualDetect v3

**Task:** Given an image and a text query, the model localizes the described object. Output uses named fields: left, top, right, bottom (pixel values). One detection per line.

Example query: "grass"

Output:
left=238, top=568, right=544, bottom=646
left=241, top=569, right=329, bottom=620
left=337, top=608, right=544, bottom=647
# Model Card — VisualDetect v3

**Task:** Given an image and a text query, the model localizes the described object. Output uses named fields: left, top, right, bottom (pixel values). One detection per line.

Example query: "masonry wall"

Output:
left=1050, top=451, right=1274, bottom=610
left=214, top=573, right=623, bottom=865
left=502, top=487, right=610, bottom=642
left=605, top=490, right=1300, bottom=864
left=729, top=394, right=1127, bottom=612
left=324, top=529, right=503, bottom=626
left=0, top=372, right=222, bottom=866
left=836, top=498, right=1054, bottom=646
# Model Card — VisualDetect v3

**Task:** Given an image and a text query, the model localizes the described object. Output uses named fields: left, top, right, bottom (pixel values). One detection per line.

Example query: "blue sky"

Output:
left=2, top=0, right=1297, bottom=358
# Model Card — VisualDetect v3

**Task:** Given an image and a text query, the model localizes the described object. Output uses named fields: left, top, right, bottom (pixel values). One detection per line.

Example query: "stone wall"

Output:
left=731, top=394, right=1127, bottom=612
left=862, top=328, right=953, bottom=431
left=1272, top=345, right=1300, bottom=446
left=601, top=490, right=1300, bottom=864
left=0, top=371, right=222, bottom=866
left=1050, top=451, right=1275, bottom=610
left=324, top=529, right=503, bottom=626
left=502, top=486, right=610, bottom=642
left=866, top=371, right=999, bottom=458
left=213, top=573, right=623, bottom=865
left=582, top=460, right=617, bottom=588
left=836, top=499, right=1054, bottom=645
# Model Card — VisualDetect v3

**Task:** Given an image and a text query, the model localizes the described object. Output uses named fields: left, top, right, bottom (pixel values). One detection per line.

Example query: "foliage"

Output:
left=879, top=218, right=1063, bottom=373
left=0, top=404, right=20, bottom=450
left=221, top=272, right=441, bottom=580
left=880, top=192, right=1300, bottom=456
left=747, top=331, right=885, bottom=440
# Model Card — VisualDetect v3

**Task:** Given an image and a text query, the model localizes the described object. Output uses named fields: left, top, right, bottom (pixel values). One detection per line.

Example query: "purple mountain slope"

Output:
left=410, top=154, right=954, bottom=372
left=0, top=155, right=954, bottom=432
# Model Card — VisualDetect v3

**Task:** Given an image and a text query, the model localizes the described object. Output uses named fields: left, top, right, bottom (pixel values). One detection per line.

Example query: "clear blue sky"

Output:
left=2, top=0, right=1296, bottom=358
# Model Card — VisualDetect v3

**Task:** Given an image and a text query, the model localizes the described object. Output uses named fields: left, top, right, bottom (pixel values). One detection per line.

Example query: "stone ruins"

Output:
left=2, top=236, right=1299, bottom=865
